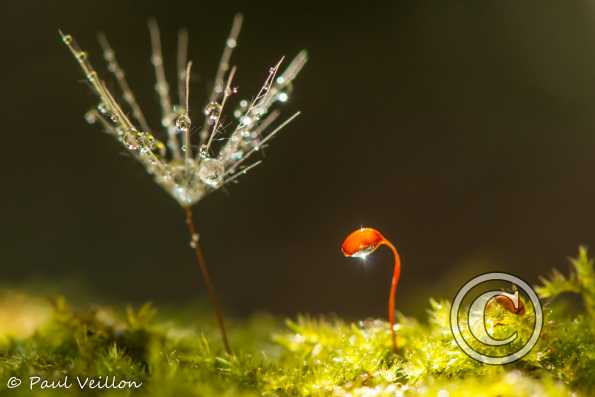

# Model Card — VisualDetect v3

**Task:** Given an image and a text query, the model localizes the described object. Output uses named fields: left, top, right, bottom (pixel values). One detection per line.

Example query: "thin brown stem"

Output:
left=184, top=206, right=232, bottom=355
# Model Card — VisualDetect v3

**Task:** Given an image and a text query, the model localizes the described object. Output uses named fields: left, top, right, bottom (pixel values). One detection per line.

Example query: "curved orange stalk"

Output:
left=341, top=227, right=401, bottom=351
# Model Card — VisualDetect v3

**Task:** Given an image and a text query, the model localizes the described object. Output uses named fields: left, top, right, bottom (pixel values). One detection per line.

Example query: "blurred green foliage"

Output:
left=0, top=248, right=594, bottom=396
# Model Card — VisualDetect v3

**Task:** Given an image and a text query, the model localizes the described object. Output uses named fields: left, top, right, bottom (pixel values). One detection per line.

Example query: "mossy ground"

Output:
left=1, top=249, right=594, bottom=397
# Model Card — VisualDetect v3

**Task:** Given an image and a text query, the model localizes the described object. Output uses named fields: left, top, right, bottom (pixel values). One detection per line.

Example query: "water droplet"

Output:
left=175, top=113, right=191, bottom=131
left=62, top=34, right=73, bottom=44
left=97, top=102, right=109, bottom=115
left=277, top=92, right=289, bottom=102
left=214, top=83, right=224, bottom=94
left=195, top=145, right=207, bottom=159
left=204, top=102, right=222, bottom=125
left=136, top=132, right=157, bottom=154
left=240, top=115, right=254, bottom=127
left=239, top=100, right=249, bottom=108
left=76, top=51, right=87, bottom=61
left=231, top=150, right=244, bottom=161
left=120, top=134, right=139, bottom=151
left=226, top=38, right=237, bottom=48
left=84, top=111, right=97, bottom=124
left=197, top=158, right=224, bottom=188
left=189, top=233, right=199, bottom=248
left=253, top=106, right=265, bottom=116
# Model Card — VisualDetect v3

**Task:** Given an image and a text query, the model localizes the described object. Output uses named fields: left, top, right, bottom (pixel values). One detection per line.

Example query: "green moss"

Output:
left=1, top=248, right=594, bottom=396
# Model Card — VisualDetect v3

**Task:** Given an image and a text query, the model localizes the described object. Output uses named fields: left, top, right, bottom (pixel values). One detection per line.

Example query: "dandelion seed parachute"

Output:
left=60, top=15, right=306, bottom=207
left=342, top=227, right=401, bottom=351
left=60, top=15, right=307, bottom=355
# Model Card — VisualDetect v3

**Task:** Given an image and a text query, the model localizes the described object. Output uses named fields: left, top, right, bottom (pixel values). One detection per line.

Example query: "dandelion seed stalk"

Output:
left=60, top=14, right=307, bottom=355
left=184, top=206, right=232, bottom=355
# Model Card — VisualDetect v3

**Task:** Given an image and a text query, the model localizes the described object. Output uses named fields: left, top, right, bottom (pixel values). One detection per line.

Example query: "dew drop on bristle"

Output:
left=175, top=113, right=191, bottom=131
left=97, top=102, right=109, bottom=115
left=204, top=102, right=222, bottom=125
left=240, top=115, right=254, bottom=127
left=189, top=233, right=199, bottom=248
left=84, top=111, right=97, bottom=124
left=277, top=92, right=289, bottom=102
left=198, top=144, right=209, bottom=159
left=120, top=134, right=139, bottom=151
left=197, top=158, right=225, bottom=188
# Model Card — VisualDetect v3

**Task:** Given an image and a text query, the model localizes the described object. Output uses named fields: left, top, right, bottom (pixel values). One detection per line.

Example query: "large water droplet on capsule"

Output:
left=197, top=158, right=225, bottom=188
left=341, top=228, right=385, bottom=258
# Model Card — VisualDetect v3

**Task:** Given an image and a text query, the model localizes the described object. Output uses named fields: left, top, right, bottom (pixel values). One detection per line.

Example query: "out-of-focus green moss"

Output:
left=0, top=248, right=593, bottom=396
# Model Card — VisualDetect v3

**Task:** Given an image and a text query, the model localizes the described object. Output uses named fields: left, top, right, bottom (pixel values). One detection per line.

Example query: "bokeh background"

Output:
left=3, top=0, right=595, bottom=319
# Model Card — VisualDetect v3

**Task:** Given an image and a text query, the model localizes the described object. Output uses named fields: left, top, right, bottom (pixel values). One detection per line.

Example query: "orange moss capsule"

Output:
left=488, top=293, right=526, bottom=315
left=341, top=227, right=401, bottom=351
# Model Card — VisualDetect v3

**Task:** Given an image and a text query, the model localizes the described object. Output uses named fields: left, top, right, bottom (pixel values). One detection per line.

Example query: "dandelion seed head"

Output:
left=62, top=16, right=307, bottom=207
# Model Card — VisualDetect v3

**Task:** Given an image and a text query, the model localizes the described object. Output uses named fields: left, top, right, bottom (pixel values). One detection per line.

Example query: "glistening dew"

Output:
left=60, top=14, right=306, bottom=207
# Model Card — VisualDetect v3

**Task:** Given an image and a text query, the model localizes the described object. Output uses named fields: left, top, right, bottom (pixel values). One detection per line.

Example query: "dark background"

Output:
left=3, top=1, right=595, bottom=319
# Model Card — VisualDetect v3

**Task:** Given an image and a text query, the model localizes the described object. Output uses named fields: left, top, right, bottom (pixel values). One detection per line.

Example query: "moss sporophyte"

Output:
left=341, top=227, right=401, bottom=351
left=60, top=15, right=307, bottom=355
